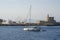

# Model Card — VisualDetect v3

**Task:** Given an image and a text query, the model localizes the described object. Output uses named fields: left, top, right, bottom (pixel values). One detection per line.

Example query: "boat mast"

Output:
left=29, top=5, right=31, bottom=26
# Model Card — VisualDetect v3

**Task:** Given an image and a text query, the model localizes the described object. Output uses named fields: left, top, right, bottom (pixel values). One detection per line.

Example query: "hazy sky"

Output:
left=0, top=0, right=60, bottom=22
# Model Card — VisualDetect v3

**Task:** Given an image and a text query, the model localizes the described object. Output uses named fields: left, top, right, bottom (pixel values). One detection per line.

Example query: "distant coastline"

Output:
left=0, top=23, right=60, bottom=26
left=0, top=14, right=60, bottom=26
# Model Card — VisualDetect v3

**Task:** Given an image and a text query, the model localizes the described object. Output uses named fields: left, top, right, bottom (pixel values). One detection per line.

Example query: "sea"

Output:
left=0, top=26, right=60, bottom=40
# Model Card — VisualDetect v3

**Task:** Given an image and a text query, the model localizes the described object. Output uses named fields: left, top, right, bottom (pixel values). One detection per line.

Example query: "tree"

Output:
left=0, top=19, right=3, bottom=24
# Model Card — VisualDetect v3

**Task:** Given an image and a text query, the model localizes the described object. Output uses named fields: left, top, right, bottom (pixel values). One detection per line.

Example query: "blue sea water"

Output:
left=0, top=26, right=60, bottom=40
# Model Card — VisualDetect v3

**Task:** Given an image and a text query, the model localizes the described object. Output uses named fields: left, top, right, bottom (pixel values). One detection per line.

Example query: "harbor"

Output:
left=0, top=14, right=60, bottom=26
left=0, top=0, right=60, bottom=40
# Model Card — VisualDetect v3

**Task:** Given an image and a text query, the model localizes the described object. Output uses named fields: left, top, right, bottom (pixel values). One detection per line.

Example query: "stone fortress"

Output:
left=37, top=14, right=60, bottom=26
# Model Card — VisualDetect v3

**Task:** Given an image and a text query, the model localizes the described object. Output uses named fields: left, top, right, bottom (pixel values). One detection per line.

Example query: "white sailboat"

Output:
left=23, top=26, right=41, bottom=31
left=23, top=5, right=41, bottom=31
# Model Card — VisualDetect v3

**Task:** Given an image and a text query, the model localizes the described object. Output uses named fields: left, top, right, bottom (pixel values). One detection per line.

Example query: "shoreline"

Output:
left=0, top=24, right=60, bottom=26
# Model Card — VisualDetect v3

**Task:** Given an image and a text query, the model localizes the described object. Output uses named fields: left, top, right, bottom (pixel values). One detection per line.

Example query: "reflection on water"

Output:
left=0, top=26, right=60, bottom=40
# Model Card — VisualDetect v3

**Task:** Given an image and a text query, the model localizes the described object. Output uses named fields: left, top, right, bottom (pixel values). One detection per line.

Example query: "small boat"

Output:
left=23, top=27, right=41, bottom=31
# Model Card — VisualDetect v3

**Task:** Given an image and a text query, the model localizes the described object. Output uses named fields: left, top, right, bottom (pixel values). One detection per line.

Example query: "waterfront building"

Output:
left=2, top=20, right=8, bottom=24
left=36, top=14, right=56, bottom=25
left=46, top=14, right=56, bottom=23
left=8, top=20, right=17, bottom=24
left=45, top=14, right=56, bottom=25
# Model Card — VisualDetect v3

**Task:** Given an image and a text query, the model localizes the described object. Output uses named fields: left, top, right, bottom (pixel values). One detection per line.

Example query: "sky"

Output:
left=0, top=0, right=60, bottom=22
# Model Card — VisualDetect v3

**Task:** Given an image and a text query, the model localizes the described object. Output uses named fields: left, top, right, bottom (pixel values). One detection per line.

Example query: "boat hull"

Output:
left=23, top=27, right=40, bottom=31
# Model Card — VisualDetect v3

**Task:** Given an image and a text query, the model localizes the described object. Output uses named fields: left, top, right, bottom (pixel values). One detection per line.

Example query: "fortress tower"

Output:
left=46, top=14, right=56, bottom=23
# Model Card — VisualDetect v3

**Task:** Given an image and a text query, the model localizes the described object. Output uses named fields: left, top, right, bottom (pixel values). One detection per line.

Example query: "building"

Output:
left=46, top=14, right=56, bottom=23
left=45, top=14, right=56, bottom=25
left=36, top=14, right=56, bottom=25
